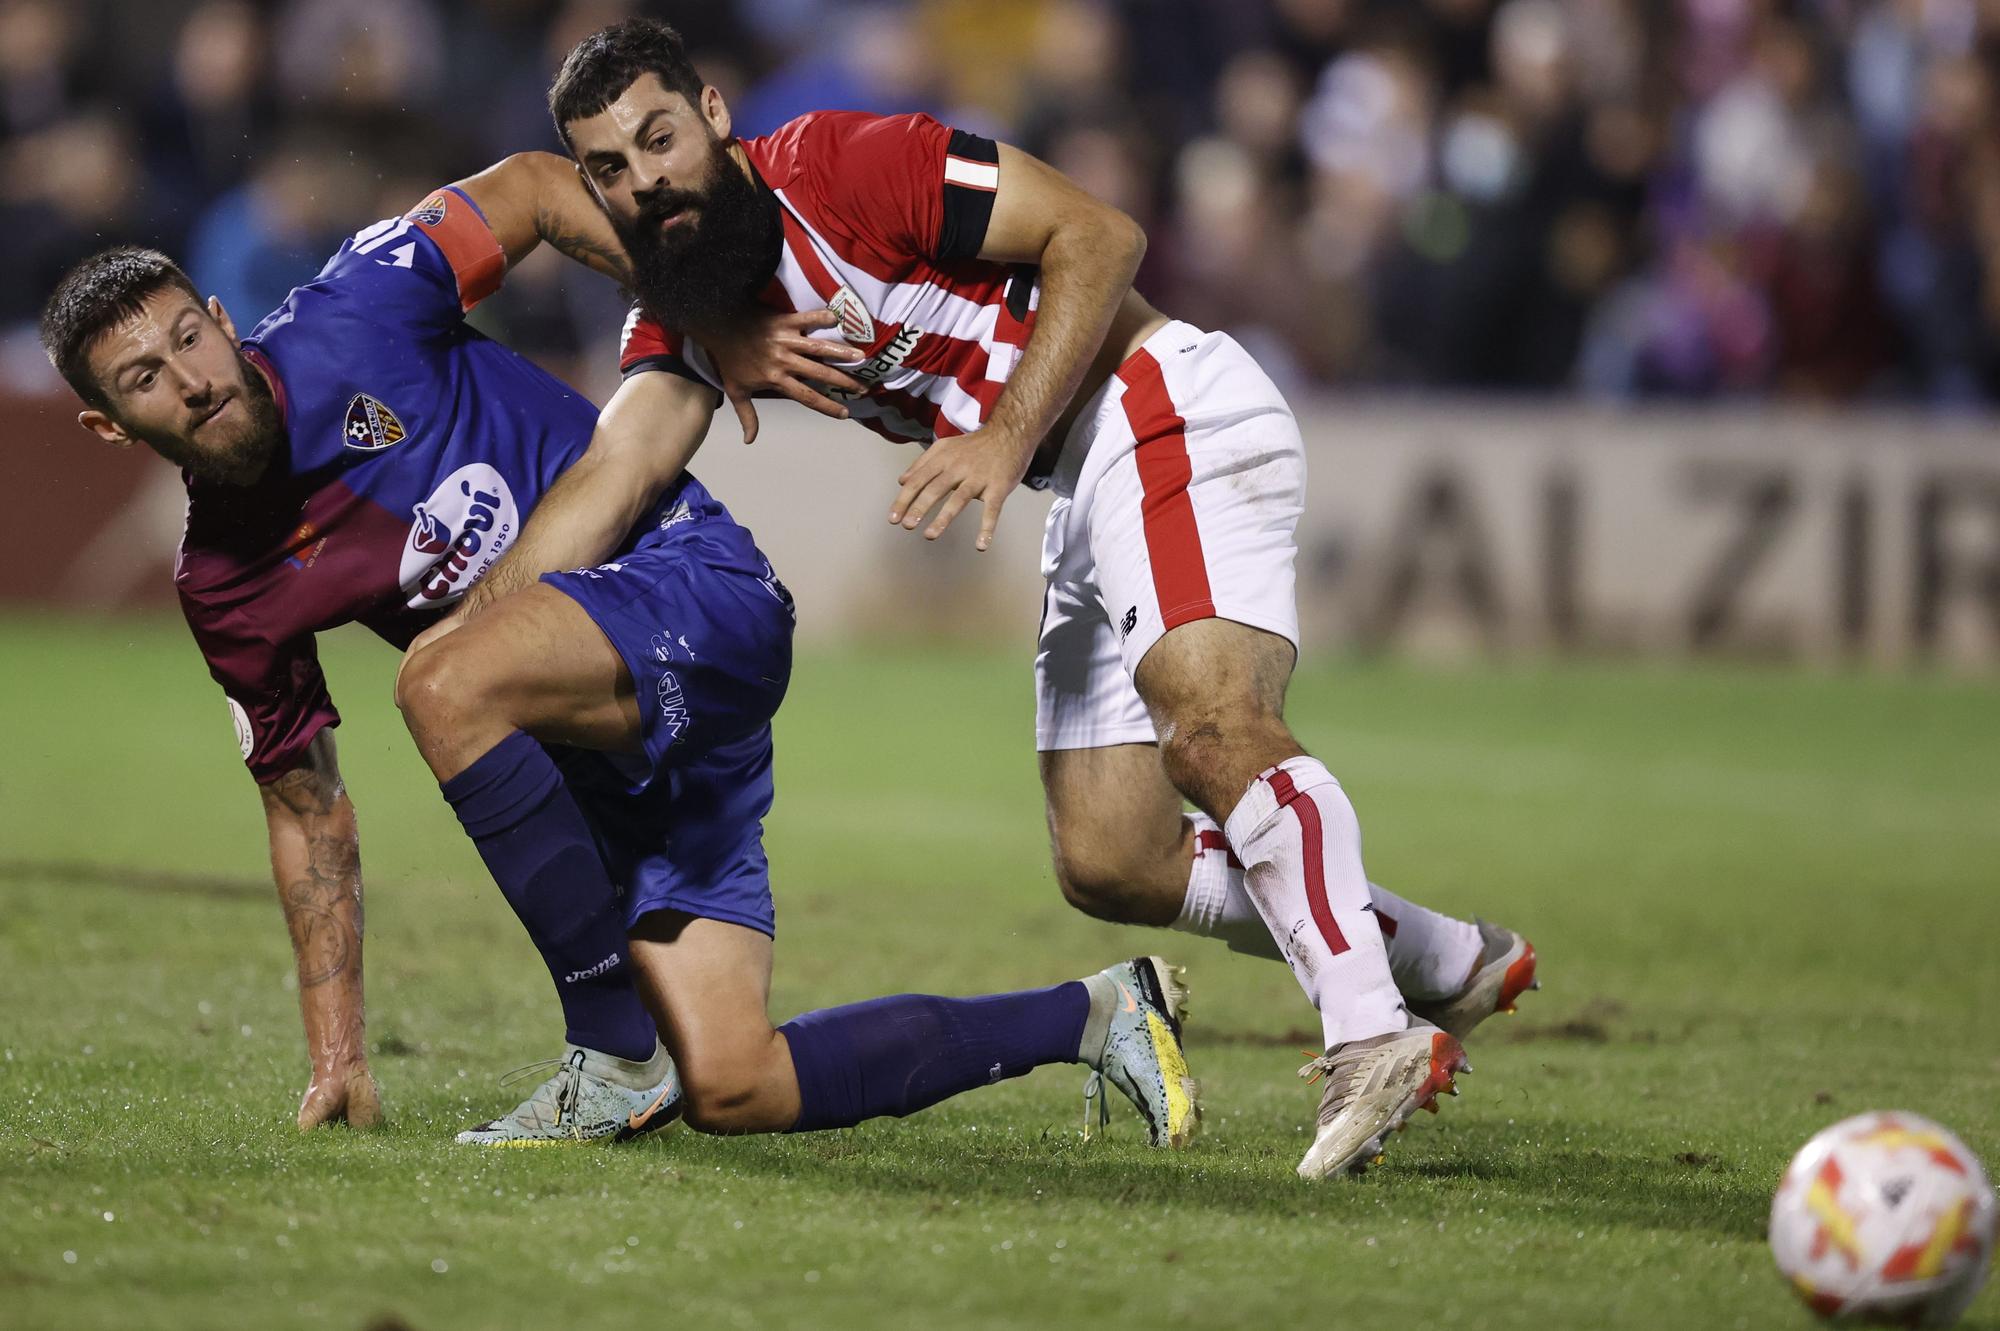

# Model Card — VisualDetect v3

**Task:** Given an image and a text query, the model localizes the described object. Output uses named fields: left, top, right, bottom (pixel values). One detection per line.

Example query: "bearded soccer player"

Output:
left=423, top=20, right=1541, bottom=1178
left=39, top=166, right=1200, bottom=1147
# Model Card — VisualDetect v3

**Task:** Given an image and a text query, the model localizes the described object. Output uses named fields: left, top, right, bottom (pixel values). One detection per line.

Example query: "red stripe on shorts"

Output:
left=1266, top=769, right=1349, bottom=957
left=1116, top=349, right=1215, bottom=630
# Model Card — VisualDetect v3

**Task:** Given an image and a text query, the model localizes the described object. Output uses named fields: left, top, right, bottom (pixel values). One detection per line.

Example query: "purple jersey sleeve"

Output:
left=178, top=579, right=340, bottom=784
left=309, top=186, right=506, bottom=334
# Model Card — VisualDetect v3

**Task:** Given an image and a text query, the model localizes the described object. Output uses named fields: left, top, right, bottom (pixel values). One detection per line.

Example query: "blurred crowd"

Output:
left=8, top=0, right=2000, bottom=405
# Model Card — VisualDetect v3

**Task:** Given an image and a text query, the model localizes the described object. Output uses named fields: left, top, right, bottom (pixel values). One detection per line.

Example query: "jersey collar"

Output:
left=239, top=344, right=290, bottom=429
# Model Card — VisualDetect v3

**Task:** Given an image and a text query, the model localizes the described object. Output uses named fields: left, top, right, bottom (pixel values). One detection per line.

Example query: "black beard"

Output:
left=614, top=137, right=783, bottom=334
left=137, top=350, right=286, bottom=487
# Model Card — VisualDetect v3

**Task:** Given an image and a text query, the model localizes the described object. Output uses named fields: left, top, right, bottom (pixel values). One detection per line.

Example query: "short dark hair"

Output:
left=548, top=18, right=707, bottom=148
left=40, top=247, right=203, bottom=408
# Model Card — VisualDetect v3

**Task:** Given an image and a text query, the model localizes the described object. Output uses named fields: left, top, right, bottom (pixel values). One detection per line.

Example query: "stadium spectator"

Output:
left=0, top=114, right=152, bottom=329
left=10, top=0, right=2000, bottom=403
left=272, top=0, right=447, bottom=113
left=138, top=2, right=276, bottom=247
left=183, top=129, right=368, bottom=329
left=0, top=0, right=83, bottom=138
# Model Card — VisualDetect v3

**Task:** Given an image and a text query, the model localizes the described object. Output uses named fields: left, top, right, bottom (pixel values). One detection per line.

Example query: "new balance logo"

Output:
left=1120, top=606, right=1138, bottom=639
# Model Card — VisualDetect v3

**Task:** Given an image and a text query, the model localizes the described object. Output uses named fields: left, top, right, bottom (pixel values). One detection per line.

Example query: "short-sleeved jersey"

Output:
left=177, top=185, right=730, bottom=782
left=619, top=112, right=1045, bottom=470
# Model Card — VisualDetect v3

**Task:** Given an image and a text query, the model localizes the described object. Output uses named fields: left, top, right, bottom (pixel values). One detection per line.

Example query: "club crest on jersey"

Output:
left=343, top=393, right=407, bottom=452
left=828, top=284, right=875, bottom=345
left=398, top=463, right=520, bottom=608
left=829, top=323, right=923, bottom=400
left=409, top=195, right=448, bottom=227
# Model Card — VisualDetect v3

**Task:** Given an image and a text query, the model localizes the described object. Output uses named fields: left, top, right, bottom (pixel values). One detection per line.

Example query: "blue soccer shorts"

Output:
left=541, top=493, right=794, bottom=937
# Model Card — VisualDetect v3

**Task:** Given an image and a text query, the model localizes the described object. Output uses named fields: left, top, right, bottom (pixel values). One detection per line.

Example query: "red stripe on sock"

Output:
left=1265, top=769, right=1349, bottom=957
left=1375, top=909, right=1398, bottom=938
left=1194, top=827, right=1244, bottom=868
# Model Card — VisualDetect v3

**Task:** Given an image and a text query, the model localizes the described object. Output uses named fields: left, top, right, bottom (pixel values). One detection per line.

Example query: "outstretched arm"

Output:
left=890, top=143, right=1146, bottom=549
left=259, top=729, right=380, bottom=1131
left=449, top=151, right=634, bottom=284
left=454, top=153, right=861, bottom=437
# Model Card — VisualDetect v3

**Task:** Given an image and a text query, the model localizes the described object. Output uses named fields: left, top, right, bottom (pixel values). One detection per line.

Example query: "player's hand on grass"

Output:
left=297, top=1061, right=383, bottom=1132
left=706, top=309, right=868, bottom=444
left=889, top=427, right=1036, bottom=551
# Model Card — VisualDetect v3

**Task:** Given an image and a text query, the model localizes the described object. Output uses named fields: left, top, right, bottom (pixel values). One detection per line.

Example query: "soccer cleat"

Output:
left=1081, top=956, right=1201, bottom=1149
left=455, top=1042, right=682, bottom=1147
left=1406, top=919, right=1538, bottom=1043
left=1294, top=1024, right=1468, bottom=1179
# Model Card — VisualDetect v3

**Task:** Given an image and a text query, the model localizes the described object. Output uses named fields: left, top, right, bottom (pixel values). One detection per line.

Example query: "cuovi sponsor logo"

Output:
left=399, top=463, right=520, bottom=608
left=227, top=697, right=254, bottom=760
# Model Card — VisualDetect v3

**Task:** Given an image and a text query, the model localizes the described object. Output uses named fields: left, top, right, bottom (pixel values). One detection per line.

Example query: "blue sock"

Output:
left=779, top=982, right=1090, bottom=1132
left=439, top=730, right=658, bottom=1062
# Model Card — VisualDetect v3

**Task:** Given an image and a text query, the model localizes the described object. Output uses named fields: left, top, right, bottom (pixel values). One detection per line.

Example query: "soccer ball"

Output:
left=1770, top=1111, right=1996, bottom=1326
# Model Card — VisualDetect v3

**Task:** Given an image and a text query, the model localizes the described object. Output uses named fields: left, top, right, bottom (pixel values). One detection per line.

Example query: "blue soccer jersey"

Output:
left=178, top=186, right=747, bottom=782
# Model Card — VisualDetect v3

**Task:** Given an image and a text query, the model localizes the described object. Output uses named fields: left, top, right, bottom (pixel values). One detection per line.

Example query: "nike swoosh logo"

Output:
left=1117, top=981, right=1138, bottom=1014
left=627, top=1086, right=676, bottom=1131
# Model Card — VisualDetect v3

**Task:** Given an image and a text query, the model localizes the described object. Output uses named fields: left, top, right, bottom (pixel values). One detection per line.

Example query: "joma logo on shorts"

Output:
left=657, top=670, right=690, bottom=745
left=563, top=953, right=619, bottom=983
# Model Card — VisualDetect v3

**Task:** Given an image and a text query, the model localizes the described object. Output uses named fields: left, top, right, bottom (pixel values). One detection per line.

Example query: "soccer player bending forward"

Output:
left=40, top=159, right=1197, bottom=1149
left=480, top=19, right=1542, bottom=1178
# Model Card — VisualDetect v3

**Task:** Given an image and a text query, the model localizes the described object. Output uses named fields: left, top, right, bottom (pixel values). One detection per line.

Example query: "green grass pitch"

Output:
left=2, top=614, right=1996, bottom=1330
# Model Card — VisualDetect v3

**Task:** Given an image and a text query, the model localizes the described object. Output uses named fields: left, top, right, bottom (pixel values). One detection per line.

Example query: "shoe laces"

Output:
left=492, top=1049, right=588, bottom=1130
left=1298, top=1050, right=1339, bottom=1085
left=1298, top=1049, right=1369, bottom=1115
left=1080, top=1071, right=1110, bottom=1140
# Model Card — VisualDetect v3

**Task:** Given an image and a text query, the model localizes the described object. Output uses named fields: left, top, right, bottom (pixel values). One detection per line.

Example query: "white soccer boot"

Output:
left=1079, top=956, right=1201, bottom=1149
left=456, top=1041, right=682, bottom=1146
left=1295, top=1023, right=1469, bottom=1179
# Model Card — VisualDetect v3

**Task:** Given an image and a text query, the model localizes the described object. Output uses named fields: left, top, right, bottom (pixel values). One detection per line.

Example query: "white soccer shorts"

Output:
left=1034, top=320, right=1305, bottom=752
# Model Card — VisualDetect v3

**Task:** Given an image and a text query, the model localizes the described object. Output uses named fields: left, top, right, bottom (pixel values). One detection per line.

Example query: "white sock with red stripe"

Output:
left=1365, top=881, right=1484, bottom=1002
left=1175, top=815, right=1483, bottom=1001
left=1175, top=815, right=1279, bottom=957
left=1220, top=758, right=1408, bottom=1048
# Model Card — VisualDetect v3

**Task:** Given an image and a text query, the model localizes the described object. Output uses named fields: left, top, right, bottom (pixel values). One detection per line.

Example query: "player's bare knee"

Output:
left=392, top=645, right=454, bottom=732
left=1051, top=846, right=1141, bottom=923
left=679, top=1064, right=776, bottom=1135
left=1157, top=715, right=1236, bottom=808
left=395, top=640, right=502, bottom=737
left=676, top=1039, right=787, bottom=1135
left=1158, top=707, right=1298, bottom=814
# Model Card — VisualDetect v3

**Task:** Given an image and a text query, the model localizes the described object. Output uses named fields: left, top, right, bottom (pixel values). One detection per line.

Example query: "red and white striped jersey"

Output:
left=618, top=111, right=1043, bottom=466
